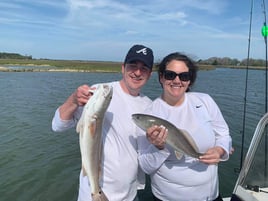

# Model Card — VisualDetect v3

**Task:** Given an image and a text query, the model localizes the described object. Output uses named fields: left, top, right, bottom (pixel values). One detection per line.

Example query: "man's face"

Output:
left=121, top=60, right=152, bottom=96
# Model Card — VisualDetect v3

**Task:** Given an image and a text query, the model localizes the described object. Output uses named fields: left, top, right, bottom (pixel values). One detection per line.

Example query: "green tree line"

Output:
left=198, top=57, right=267, bottom=66
left=1, top=52, right=267, bottom=67
left=0, top=52, right=32, bottom=59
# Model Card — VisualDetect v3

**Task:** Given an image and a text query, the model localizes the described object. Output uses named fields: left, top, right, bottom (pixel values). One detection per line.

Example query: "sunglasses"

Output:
left=163, top=70, right=191, bottom=81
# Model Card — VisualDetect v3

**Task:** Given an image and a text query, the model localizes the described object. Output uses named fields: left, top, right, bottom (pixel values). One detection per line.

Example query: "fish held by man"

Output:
left=76, top=84, right=112, bottom=201
left=132, top=113, right=203, bottom=159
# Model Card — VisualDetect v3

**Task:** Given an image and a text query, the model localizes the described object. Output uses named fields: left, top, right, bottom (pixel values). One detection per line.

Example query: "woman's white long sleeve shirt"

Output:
left=138, top=92, right=231, bottom=201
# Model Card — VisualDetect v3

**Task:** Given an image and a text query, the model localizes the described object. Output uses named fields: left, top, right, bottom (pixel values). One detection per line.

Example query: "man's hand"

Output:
left=72, top=85, right=95, bottom=106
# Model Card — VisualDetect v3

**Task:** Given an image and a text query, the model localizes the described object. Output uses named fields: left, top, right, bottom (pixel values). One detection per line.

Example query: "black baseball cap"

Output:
left=124, top=44, right=154, bottom=70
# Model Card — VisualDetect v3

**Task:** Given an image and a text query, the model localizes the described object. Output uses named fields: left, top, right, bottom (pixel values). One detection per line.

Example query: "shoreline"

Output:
left=0, top=64, right=266, bottom=72
left=0, top=67, right=121, bottom=73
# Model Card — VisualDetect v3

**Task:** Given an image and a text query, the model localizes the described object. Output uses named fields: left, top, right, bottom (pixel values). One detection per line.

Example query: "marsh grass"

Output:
left=0, top=59, right=124, bottom=72
left=0, top=59, right=216, bottom=72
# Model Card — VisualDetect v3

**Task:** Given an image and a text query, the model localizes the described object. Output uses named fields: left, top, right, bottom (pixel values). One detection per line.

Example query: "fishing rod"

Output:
left=262, top=0, right=268, bottom=112
left=240, top=0, right=268, bottom=173
left=239, top=0, right=254, bottom=171
left=261, top=0, right=268, bottom=179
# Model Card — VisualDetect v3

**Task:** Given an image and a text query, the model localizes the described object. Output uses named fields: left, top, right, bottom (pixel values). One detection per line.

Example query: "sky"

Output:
left=0, top=0, right=267, bottom=62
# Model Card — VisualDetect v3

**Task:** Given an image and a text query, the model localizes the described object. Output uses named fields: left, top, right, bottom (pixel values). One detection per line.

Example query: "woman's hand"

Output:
left=146, top=125, right=168, bottom=150
left=199, top=146, right=225, bottom=164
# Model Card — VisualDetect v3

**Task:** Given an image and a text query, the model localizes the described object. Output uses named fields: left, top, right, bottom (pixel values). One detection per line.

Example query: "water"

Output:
left=0, top=68, right=266, bottom=201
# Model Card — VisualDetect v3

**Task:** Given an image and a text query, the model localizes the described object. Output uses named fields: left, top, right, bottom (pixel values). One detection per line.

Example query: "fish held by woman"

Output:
left=76, top=84, right=112, bottom=201
left=132, top=113, right=203, bottom=159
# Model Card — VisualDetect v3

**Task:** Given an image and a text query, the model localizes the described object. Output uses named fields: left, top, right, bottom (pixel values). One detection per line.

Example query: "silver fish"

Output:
left=132, top=113, right=203, bottom=159
left=76, top=84, right=112, bottom=201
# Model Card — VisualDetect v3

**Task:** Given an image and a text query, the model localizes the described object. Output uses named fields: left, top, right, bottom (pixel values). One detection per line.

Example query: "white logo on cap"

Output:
left=136, top=48, right=147, bottom=55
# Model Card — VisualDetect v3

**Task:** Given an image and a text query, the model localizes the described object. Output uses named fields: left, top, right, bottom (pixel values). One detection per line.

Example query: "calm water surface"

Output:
left=0, top=68, right=267, bottom=201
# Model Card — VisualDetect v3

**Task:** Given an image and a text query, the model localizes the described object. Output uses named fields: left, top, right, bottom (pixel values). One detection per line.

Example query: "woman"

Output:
left=137, top=52, right=232, bottom=201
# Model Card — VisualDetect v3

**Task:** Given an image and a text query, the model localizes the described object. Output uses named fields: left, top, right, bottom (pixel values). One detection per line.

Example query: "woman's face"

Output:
left=160, top=60, right=190, bottom=106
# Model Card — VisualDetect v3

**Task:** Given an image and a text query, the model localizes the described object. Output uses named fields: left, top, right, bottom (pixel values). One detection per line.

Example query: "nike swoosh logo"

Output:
left=196, top=105, right=202, bottom=108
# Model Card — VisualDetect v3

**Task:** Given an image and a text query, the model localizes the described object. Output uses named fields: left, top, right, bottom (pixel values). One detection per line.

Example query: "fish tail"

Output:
left=92, top=190, right=109, bottom=201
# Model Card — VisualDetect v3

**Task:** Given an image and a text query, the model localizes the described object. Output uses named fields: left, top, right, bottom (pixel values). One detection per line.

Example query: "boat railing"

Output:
left=231, top=112, right=268, bottom=201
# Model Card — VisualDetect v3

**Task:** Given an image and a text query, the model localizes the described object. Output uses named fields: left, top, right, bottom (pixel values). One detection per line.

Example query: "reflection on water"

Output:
left=0, top=68, right=267, bottom=200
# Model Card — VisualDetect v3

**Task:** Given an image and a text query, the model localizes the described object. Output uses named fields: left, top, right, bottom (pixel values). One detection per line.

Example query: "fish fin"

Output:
left=175, top=151, right=184, bottom=160
left=76, top=114, right=84, bottom=133
left=89, top=118, right=97, bottom=137
left=76, top=119, right=81, bottom=133
left=82, top=164, right=87, bottom=177
left=92, top=189, right=109, bottom=201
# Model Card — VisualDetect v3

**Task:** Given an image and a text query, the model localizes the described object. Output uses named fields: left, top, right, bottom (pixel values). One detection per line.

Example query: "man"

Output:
left=52, top=44, right=154, bottom=201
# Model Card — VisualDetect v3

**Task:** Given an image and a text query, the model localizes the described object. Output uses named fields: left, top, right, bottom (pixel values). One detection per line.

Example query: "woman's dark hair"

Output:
left=157, top=52, right=198, bottom=91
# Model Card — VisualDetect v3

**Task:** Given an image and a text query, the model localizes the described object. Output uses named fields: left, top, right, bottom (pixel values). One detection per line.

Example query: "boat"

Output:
left=222, top=1, right=268, bottom=200
left=223, top=112, right=268, bottom=201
